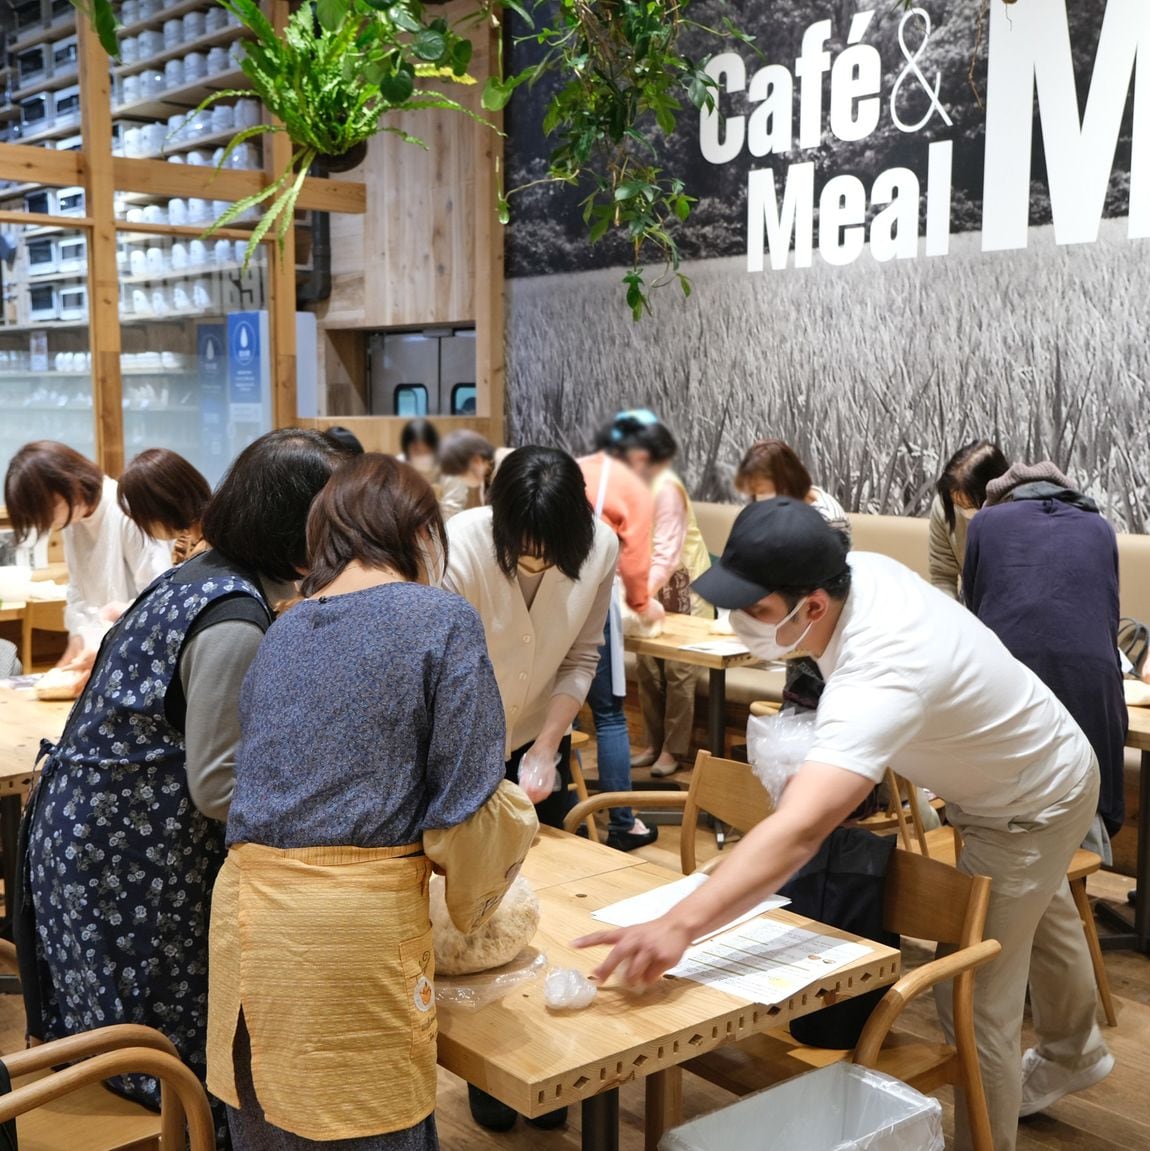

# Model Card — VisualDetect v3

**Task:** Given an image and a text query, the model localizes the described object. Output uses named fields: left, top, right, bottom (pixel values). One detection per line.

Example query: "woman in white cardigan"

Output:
left=444, top=446, right=618, bottom=1137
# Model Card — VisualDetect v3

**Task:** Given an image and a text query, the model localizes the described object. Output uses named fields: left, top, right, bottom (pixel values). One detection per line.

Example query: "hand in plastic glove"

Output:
left=573, top=919, right=693, bottom=987
left=517, top=745, right=560, bottom=804
left=638, top=598, right=665, bottom=625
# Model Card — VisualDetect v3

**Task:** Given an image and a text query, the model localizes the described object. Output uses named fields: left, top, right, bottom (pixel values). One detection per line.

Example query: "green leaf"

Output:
left=497, top=196, right=510, bottom=225
left=673, top=195, right=690, bottom=221
left=499, top=0, right=535, bottom=26
left=588, top=214, right=610, bottom=243
left=388, top=3, right=424, bottom=31
left=412, top=28, right=447, bottom=62
left=315, top=0, right=349, bottom=33
left=451, top=38, right=473, bottom=76
left=378, top=65, right=415, bottom=103
left=678, top=273, right=692, bottom=298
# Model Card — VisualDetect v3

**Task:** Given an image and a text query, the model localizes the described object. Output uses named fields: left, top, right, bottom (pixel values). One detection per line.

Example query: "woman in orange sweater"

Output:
left=578, top=416, right=664, bottom=851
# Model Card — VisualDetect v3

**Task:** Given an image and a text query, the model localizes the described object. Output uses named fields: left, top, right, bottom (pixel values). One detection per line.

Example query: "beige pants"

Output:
left=935, top=761, right=1107, bottom=1151
left=636, top=654, right=700, bottom=761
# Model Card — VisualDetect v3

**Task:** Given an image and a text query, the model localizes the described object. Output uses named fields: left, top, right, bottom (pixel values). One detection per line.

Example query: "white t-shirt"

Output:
left=810, top=552, right=1094, bottom=821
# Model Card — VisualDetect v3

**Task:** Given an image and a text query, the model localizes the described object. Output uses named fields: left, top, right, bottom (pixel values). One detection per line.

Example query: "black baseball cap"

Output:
left=693, top=498, right=849, bottom=609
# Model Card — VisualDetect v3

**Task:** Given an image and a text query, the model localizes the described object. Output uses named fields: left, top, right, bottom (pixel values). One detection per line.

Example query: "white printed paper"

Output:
left=591, top=874, right=789, bottom=942
left=666, top=917, right=873, bottom=1005
left=677, top=640, right=750, bottom=657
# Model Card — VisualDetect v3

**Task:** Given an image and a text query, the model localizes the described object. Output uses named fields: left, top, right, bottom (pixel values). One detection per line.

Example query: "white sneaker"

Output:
left=1019, top=1048, right=1115, bottom=1117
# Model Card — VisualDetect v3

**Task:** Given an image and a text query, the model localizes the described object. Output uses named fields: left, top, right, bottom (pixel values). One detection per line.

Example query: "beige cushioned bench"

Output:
left=628, top=503, right=1150, bottom=710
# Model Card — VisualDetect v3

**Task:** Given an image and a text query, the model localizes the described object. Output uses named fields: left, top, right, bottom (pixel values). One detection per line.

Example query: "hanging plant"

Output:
left=483, top=0, right=757, bottom=320
left=70, top=0, right=119, bottom=56
left=191, top=0, right=484, bottom=268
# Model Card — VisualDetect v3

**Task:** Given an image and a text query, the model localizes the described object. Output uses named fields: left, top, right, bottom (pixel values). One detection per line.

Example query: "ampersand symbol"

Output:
left=890, top=8, right=955, bottom=133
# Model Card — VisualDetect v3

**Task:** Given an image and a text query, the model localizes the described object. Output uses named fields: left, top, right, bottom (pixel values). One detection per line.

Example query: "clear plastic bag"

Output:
left=543, top=967, right=598, bottom=1010
left=435, top=949, right=547, bottom=1011
left=745, top=708, right=818, bottom=804
left=659, top=1063, right=944, bottom=1151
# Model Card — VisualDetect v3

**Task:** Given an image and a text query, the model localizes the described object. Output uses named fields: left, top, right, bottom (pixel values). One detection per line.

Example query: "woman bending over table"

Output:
left=208, top=453, right=537, bottom=1151
left=118, top=447, right=212, bottom=563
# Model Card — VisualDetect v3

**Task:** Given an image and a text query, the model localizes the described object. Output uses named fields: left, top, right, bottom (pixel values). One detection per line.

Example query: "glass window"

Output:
left=450, top=383, right=477, bottom=416
left=395, top=384, right=428, bottom=417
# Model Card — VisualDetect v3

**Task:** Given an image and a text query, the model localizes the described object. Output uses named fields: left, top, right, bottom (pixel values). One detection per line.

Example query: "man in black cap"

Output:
left=577, top=498, right=1112, bottom=1151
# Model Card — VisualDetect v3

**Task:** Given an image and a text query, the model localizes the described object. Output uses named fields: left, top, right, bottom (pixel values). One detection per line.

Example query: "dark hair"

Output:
left=937, top=440, right=1010, bottom=530
left=300, top=453, right=447, bottom=595
left=594, top=411, right=678, bottom=463
left=202, top=428, right=346, bottom=582
left=400, top=419, right=440, bottom=457
left=324, top=426, right=365, bottom=455
left=439, top=430, right=496, bottom=477
left=4, top=440, right=104, bottom=542
left=489, top=446, right=596, bottom=581
left=779, top=568, right=853, bottom=610
left=117, top=448, right=211, bottom=536
left=735, top=440, right=813, bottom=501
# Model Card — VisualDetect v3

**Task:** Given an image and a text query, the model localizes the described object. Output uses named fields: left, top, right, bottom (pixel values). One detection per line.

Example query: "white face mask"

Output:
left=731, top=597, right=813, bottom=662
left=957, top=505, right=977, bottom=521
left=409, top=454, right=435, bottom=475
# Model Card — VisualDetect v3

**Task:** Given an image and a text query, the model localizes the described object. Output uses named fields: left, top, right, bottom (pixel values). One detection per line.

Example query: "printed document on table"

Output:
left=666, top=917, right=874, bottom=1005
left=591, top=874, right=789, bottom=942
left=677, top=640, right=750, bottom=657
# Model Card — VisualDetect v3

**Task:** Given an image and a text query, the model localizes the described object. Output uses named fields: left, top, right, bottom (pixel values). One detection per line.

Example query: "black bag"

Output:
left=778, top=828, right=898, bottom=1049
left=1119, top=617, right=1149, bottom=676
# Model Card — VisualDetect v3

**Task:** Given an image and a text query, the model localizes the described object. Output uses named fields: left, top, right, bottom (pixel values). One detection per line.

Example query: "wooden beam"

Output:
left=0, top=143, right=85, bottom=188
left=111, top=158, right=366, bottom=215
left=78, top=19, right=123, bottom=477
left=266, top=0, right=297, bottom=429
left=0, top=211, right=94, bottom=230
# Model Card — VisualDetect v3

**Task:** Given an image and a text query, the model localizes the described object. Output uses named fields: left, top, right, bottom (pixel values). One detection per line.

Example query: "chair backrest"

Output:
left=682, top=751, right=775, bottom=874
left=882, top=848, right=990, bottom=948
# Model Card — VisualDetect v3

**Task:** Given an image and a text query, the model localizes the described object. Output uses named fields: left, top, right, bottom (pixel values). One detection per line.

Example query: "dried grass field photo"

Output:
left=507, top=219, right=1150, bottom=532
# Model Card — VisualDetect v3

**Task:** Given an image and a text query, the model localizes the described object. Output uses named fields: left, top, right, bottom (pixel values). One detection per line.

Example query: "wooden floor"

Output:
left=1, top=829, right=1146, bottom=1149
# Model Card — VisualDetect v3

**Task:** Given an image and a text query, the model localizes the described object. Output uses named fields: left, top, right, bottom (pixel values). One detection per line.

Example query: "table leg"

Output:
left=645, top=1068, right=683, bottom=1151
left=708, top=670, right=730, bottom=847
left=581, top=1088, right=619, bottom=1151
left=0, top=794, right=21, bottom=940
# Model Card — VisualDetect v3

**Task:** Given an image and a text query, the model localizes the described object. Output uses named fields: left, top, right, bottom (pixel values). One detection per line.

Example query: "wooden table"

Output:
left=623, top=613, right=757, bottom=758
left=1097, top=706, right=1150, bottom=953
left=437, top=827, right=901, bottom=1151
left=0, top=688, right=71, bottom=937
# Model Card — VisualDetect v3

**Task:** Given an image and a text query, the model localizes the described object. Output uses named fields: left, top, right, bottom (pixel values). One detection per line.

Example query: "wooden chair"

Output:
left=0, top=1023, right=214, bottom=1151
left=562, top=750, right=774, bottom=875
left=684, top=850, right=1000, bottom=1151
left=852, top=769, right=932, bottom=855
left=567, top=730, right=598, bottom=843
left=20, top=599, right=67, bottom=673
left=921, top=825, right=1117, bottom=1028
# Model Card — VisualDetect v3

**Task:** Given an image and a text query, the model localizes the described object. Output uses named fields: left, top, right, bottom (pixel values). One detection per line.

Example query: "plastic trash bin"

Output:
left=659, top=1063, right=944, bottom=1151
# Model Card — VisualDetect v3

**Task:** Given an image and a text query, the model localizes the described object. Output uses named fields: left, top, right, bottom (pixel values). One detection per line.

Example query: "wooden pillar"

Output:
left=77, top=19, right=123, bottom=477
left=266, top=0, right=298, bottom=429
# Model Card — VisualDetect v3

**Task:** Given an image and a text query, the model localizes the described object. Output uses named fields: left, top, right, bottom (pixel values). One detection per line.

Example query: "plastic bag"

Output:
left=659, top=1063, right=944, bottom=1151
left=543, top=968, right=598, bottom=1010
left=518, top=747, right=561, bottom=803
left=435, top=950, right=547, bottom=1011
left=746, top=708, right=818, bottom=804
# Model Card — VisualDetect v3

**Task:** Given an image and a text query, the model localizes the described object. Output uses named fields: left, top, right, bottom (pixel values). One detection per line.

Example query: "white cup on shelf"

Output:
left=207, top=46, right=229, bottom=74
left=151, top=289, right=169, bottom=317
left=211, top=199, right=230, bottom=221
left=228, top=142, right=258, bottom=170
left=162, top=18, right=182, bottom=47
left=192, top=280, right=212, bottom=310
left=143, top=123, right=165, bottom=154
left=188, top=198, right=209, bottom=225
left=129, top=249, right=147, bottom=277
left=121, top=0, right=139, bottom=23
left=142, top=203, right=167, bottom=224
left=186, top=150, right=208, bottom=167
left=171, top=242, right=188, bottom=270
left=126, top=206, right=145, bottom=223
left=214, top=239, right=232, bottom=265
left=183, top=10, right=206, bottom=39
left=210, top=102, right=234, bottom=132
left=184, top=52, right=207, bottom=81
left=121, top=75, right=141, bottom=104
left=121, top=36, right=139, bottom=63
left=205, top=6, right=226, bottom=32
left=234, top=99, right=261, bottom=129
left=172, top=286, right=192, bottom=311
left=189, top=239, right=208, bottom=266
left=168, top=197, right=188, bottom=226
left=138, top=0, right=159, bottom=19
left=140, top=71, right=164, bottom=97
left=139, top=30, right=163, bottom=55
left=146, top=246, right=165, bottom=275
left=124, top=126, right=143, bottom=157
left=164, top=59, right=184, bottom=87
left=131, top=288, right=150, bottom=315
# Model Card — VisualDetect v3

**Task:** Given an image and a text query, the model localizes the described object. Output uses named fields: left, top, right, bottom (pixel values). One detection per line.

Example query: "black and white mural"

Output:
left=503, top=1, right=1150, bottom=530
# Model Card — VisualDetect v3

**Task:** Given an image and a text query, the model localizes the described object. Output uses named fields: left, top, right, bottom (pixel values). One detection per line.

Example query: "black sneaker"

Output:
left=527, top=1107, right=570, bottom=1130
left=607, top=825, right=658, bottom=853
left=468, top=1084, right=518, bottom=1131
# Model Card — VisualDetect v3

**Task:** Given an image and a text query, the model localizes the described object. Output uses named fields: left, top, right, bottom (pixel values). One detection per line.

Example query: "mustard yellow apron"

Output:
left=207, top=842, right=437, bottom=1141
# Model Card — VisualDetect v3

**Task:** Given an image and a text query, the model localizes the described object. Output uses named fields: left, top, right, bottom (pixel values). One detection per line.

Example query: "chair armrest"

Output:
left=749, top=701, right=780, bottom=718
left=853, top=939, right=1001, bottom=1067
left=1, top=1023, right=179, bottom=1078
left=562, top=791, right=689, bottom=834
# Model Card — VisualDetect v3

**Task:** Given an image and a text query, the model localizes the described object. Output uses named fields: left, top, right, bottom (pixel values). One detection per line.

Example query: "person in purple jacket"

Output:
left=962, top=461, right=1128, bottom=859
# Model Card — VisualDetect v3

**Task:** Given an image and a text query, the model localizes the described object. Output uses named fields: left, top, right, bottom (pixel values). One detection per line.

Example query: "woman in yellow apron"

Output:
left=207, top=453, right=538, bottom=1151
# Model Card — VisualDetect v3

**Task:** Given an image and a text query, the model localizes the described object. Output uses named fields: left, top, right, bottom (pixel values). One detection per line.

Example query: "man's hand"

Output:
left=574, top=919, right=693, bottom=987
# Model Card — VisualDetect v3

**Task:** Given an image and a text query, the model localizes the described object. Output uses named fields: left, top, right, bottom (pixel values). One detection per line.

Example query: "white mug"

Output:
left=121, top=75, right=140, bottom=104
left=146, top=246, right=165, bottom=274
left=184, top=52, right=207, bottom=80
left=183, top=11, right=206, bottom=38
left=214, top=239, right=232, bottom=264
left=168, top=197, right=188, bottom=226
left=54, top=352, right=67, bottom=372
left=164, top=59, right=184, bottom=87
left=173, top=286, right=191, bottom=311
left=167, top=113, right=185, bottom=140
left=121, top=0, right=139, bottom=23
left=139, top=30, right=162, bottom=55
left=143, top=123, right=165, bottom=154
left=188, top=198, right=209, bottom=224
left=234, top=99, right=261, bottom=129
left=163, top=18, right=182, bottom=45
left=140, top=71, right=163, bottom=97
left=121, top=36, right=138, bottom=63
left=228, top=143, right=257, bottom=170
left=129, top=249, right=147, bottom=277
left=171, top=242, right=188, bottom=269
left=192, top=281, right=212, bottom=309
left=189, top=239, right=208, bottom=266
left=132, top=288, right=151, bottom=315
left=142, top=203, right=166, bottom=225
left=125, top=207, right=145, bottom=224
left=207, top=46, right=229, bottom=74
left=138, top=0, right=158, bottom=18
left=234, top=240, right=248, bottom=264
left=124, top=126, right=142, bottom=157
left=151, top=289, right=169, bottom=317
left=210, top=103, right=234, bottom=132
left=186, top=150, right=208, bottom=168
left=205, top=6, right=226, bottom=32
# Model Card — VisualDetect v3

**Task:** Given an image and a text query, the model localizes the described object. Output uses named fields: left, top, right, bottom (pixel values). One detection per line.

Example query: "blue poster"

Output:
left=227, top=311, right=262, bottom=410
left=197, top=324, right=227, bottom=485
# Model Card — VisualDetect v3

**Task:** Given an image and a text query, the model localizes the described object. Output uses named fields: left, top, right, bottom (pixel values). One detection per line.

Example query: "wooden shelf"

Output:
left=120, top=261, right=251, bottom=285
left=122, top=404, right=200, bottom=414
left=111, top=69, right=248, bottom=121
left=117, top=124, right=266, bottom=167
left=116, top=225, right=259, bottom=245
left=0, top=369, right=88, bottom=378
left=11, top=17, right=76, bottom=54
left=0, top=319, right=88, bottom=331
left=116, top=0, right=226, bottom=40
left=113, top=26, right=244, bottom=78
left=11, top=65, right=79, bottom=103
left=13, top=115, right=82, bottom=146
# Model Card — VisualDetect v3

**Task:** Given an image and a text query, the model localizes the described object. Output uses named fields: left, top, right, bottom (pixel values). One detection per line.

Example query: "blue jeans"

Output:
left=586, top=617, right=634, bottom=834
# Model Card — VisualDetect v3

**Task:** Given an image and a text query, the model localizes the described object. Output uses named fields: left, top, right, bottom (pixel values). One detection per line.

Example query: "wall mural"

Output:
left=503, top=0, right=1149, bottom=531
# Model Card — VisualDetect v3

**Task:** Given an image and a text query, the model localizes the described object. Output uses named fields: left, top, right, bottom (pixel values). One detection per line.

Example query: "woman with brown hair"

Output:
left=4, top=440, right=172, bottom=671
left=734, top=439, right=850, bottom=542
left=208, top=452, right=537, bottom=1151
left=118, top=448, right=212, bottom=563
left=438, top=429, right=513, bottom=507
